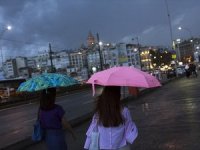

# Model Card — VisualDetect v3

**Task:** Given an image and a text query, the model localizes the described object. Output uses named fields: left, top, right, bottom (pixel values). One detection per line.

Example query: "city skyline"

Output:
left=0, top=0, right=200, bottom=59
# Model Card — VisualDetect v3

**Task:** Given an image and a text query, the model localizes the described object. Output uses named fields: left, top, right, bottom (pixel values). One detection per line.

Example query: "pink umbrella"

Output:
left=87, top=66, right=161, bottom=95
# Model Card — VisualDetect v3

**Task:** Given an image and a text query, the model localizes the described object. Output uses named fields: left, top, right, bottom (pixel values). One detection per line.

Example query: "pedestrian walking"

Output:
left=185, top=64, right=190, bottom=78
left=39, top=88, right=76, bottom=150
left=84, top=86, right=138, bottom=150
left=189, top=63, right=198, bottom=77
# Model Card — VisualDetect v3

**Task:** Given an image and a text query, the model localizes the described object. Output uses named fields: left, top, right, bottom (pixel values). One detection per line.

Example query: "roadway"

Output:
left=0, top=88, right=104, bottom=149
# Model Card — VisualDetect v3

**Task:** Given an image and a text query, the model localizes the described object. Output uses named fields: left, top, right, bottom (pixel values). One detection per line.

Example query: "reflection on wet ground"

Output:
left=128, top=77, right=200, bottom=150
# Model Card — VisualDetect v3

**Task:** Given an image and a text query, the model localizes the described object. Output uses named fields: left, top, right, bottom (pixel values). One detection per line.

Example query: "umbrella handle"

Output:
left=92, top=83, right=95, bottom=96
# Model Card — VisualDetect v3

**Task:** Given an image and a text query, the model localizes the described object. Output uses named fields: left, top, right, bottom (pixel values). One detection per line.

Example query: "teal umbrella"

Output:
left=17, top=73, right=79, bottom=92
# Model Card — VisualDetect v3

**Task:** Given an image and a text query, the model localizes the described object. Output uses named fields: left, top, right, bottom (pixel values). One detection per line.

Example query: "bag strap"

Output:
left=93, top=119, right=99, bottom=132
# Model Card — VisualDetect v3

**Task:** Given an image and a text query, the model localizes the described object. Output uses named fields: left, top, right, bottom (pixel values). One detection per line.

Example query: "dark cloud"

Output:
left=0, top=0, right=200, bottom=59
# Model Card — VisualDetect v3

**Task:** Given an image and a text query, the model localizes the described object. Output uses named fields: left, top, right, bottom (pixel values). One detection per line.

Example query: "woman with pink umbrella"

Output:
left=87, top=66, right=161, bottom=96
left=84, top=86, right=138, bottom=150
left=84, top=66, right=161, bottom=149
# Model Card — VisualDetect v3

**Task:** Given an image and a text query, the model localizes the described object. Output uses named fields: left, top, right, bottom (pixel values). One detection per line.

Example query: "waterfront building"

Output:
left=3, top=59, right=17, bottom=79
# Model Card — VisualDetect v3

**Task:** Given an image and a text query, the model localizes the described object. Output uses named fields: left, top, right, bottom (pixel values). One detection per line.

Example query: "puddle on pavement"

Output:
left=142, top=102, right=150, bottom=113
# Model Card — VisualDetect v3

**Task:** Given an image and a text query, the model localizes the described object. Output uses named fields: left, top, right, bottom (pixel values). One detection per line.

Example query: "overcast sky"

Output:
left=0, top=0, right=200, bottom=60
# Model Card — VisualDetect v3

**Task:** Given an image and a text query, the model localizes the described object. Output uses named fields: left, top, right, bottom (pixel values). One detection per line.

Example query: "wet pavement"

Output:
left=130, top=77, right=200, bottom=150
left=26, top=76, right=200, bottom=150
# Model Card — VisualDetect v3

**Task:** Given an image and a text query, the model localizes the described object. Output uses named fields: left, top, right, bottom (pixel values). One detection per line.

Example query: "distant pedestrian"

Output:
left=84, top=86, right=138, bottom=150
left=185, top=64, right=190, bottom=78
left=189, top=63, right=197, bottom=77
left=39, top=88, right=76, bottom=150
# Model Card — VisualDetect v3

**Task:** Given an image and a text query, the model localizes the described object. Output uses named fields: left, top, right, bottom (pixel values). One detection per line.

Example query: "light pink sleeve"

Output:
left=124, top=107, right=138, bottom=144
left=84, top=114, right=98, bottom=149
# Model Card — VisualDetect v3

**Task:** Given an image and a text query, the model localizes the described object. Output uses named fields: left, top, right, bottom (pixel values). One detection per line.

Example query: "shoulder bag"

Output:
left=89, top=120, right=99, bottom=150
left=32, top=108, right=44, bottom=142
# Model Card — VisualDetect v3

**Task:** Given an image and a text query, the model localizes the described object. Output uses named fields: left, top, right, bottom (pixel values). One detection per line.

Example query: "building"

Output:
left=103, top=44, right=118, bottom=68
left=27, top=57, right=36, bottom=69
left=140, top=47, right=173, bottom=71
left=55, top=51, right=70, bottom=69
left=125, top=44, right=140, bottom=68
left=69, top=51, right=84, bottom=69
left=0, top=78, right=26, bottom=102
left=178, top=40, right=194, bottom=63
left=18, top=67, right=31, bottom=78
left=87, top=50, right=101, bottom=72
left=3, top=59, right=17, bottom=79
left=54, top=51, right=70, bottom=71
left=176, top=38, right=200, bottom=63
left=15, top=56, right=27, bottom=76
left=86, top=43, right=141, bottom=73
left=36, top=51, right=49, bottom=70
left=194, top=44, right=200, bottom=63
left=67, top=51, right=84, bottom=76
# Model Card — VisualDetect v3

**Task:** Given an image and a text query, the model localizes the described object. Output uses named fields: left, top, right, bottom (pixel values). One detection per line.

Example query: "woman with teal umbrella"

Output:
left=17, top=73, right=78, bottom=150
left=39, top=88, right=76, bottom=150
left=17, top=73, right=79, bottom=92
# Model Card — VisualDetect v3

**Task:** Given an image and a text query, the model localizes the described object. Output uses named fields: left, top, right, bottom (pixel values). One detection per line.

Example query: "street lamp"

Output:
left=194, top=46, right=200, bottom=62
left=96, top=33, right=103, bottom=71
left=92, top=66, right=97, bottom=73
left=0, top=25, right=12, bottom=36
left=176, top=38, right=181, bottom=61
left=6, top=25, right=12, bottom=31
left=99, top=41, right=103, bottom=46
left=178, top=26, right=193, bottom=38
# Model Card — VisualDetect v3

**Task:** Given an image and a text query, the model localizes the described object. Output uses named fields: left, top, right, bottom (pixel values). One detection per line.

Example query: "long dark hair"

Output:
left=95, top=86, right=124, bottom=127
left=40, top=88, right=56, bottom=110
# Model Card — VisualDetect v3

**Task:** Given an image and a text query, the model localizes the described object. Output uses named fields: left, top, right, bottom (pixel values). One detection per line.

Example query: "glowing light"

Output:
left=7, top=25, right=12, bottom=30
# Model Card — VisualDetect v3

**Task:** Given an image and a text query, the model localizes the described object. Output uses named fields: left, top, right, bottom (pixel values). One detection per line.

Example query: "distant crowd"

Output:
left=185, top=63, right=198, bottom=78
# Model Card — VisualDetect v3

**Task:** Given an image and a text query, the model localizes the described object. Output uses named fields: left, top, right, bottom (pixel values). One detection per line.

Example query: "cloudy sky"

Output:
left=0, top=0, right=200, bottom=60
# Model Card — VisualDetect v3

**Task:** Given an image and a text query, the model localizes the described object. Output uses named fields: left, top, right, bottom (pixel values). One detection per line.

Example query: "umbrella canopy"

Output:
left=17, top=73, right=79, bottom=92
left=87, top=66, right=161, bottom=95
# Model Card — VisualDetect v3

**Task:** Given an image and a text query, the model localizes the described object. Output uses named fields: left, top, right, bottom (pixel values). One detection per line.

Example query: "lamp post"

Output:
left=96, top=33, right=103, bottom=71
left=176, top=38, right=181, bottom=61
left=164, top=0, right=180, bottom=76
left=194, top=47, right=199, bottom=62
left=49, top=43, right=55, bottom=73
left=196, top=46, right=200, bottom=63
left=178, top=26, right=193, bottom=48
left=164, top=0, right=173, bottom=48
left=178, top=26, right=193, bottom=38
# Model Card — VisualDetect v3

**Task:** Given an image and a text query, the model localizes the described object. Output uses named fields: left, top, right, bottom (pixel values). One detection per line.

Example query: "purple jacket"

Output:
left=39, top=104, right=65, bottom=129
left=84, top=107, right=138, bottom=149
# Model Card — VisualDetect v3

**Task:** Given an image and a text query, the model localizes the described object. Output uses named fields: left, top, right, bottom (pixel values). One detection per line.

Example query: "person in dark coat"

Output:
left=39, top=88, right=76, bottom=150
left=189, top=63, right=197, bottom=77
